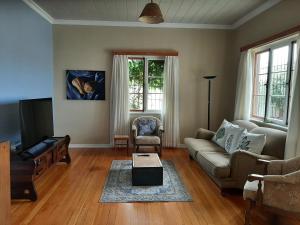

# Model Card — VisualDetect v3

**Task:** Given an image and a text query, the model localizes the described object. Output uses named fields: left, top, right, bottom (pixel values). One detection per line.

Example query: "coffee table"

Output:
left=132, top=153, right=163, bottom=186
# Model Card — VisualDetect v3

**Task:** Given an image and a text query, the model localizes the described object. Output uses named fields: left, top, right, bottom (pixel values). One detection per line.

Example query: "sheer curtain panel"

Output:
left=234, top=50, right=254, bottom=120
left=110, top=55, right=130, bottom=140
left=285, top=35, right=300, bottom=159
left=162, top=56, right=180, bottom=147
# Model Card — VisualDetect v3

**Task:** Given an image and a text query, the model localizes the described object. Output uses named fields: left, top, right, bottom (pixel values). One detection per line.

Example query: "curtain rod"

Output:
left=112, top=50, right=178, bottom=56
left=240, top=25, right=300, bottom=52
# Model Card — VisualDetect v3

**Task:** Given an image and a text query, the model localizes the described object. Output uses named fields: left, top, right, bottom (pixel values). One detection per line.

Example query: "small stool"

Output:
left=114, top=135, right=129, bottom=155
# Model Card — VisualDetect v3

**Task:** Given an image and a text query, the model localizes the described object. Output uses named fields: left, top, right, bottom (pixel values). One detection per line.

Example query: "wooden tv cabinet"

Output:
left=11, top=135, right=71, bottom=201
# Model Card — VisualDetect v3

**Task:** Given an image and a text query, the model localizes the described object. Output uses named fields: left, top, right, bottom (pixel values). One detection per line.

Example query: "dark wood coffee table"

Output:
left=132, top=153, right=163, bottom=186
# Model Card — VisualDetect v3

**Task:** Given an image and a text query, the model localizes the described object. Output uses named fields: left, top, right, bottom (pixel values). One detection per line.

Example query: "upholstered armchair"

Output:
left=243, top=157, right=300, bottom=225
left=132, top=116, right=164, bottom=156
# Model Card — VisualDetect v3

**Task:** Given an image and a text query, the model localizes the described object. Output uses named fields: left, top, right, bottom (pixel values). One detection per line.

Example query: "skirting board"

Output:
left=69, top=143, right=186, bottom=149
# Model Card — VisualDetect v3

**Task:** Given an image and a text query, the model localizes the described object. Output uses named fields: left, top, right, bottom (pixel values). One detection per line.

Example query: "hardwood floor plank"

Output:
left=11, top=148, right=300, bottom=225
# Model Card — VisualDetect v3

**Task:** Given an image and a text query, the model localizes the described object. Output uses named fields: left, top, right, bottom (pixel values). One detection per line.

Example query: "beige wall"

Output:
left=230, top=0, right=300, bottom=125
left=53, top=26, right=235, bottom=144
left=234, top=0, right=300, bottom=65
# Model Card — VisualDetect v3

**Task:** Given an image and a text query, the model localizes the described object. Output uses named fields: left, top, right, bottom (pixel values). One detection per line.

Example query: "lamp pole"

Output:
left=203, top=76, right=216, bottom=130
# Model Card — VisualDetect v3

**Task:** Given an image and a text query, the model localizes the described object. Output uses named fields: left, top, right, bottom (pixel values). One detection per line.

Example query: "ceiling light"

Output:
left=139, top=0, right=164, bottom=24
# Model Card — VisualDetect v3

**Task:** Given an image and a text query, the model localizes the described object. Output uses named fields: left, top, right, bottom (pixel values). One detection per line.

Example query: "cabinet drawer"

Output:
left=34, top=156, right=47, bottom=178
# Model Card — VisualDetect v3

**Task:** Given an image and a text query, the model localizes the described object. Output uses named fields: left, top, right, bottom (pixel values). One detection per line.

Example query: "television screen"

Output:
left=0, top=102, right=20, bottom=146
left=19, top=98, right=54, bottom=150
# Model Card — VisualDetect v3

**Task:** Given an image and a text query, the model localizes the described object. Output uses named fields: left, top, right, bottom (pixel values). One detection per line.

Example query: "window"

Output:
left=128, top=57, right=164, bottom=112
left=252, top=40, right=298, bottom=126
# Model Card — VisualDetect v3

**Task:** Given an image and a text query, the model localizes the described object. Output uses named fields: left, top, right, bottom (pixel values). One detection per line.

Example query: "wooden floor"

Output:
left=11, top=148, right=300, bottom=225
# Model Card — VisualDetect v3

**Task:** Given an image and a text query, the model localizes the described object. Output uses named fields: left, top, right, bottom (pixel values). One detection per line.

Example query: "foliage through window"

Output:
left=128, top=57, right=164, bottom=112
left=252, top=40, right=298, bottom=126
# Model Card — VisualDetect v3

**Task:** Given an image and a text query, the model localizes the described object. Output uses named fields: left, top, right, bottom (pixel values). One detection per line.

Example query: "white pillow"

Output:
left=212, top=119, right=238, bottom=148
left=224, top=126, right=246, bottom=153
left=237, top=131, right=266, bottom=155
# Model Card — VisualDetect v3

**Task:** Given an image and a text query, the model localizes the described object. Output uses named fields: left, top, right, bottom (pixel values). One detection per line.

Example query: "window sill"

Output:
left=250, top=118, right=288, bottom=132
left=130, top=111, right=161, bottom=115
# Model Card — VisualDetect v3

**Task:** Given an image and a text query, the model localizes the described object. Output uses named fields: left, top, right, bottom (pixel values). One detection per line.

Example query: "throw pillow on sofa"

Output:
left=237, top=131, right=266, bottom=155
left=212, top=119, right=238, bottom=148
left=224, top=126, right=246, bottom=153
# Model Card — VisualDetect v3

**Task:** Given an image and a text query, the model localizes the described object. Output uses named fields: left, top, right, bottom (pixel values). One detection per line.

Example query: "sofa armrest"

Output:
left=195, top=128, right=215, bottom=140
left=231, top=150, right=277, bottom=162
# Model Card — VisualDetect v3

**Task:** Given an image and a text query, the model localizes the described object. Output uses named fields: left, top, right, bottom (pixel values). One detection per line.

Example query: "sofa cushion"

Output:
left=184, top=138, right=224, bottom=153
left=251, top=127, right=286, bottom=159
left=136, top=136, right=160, bottom=145
left=196, top=151, right=231, bottom=178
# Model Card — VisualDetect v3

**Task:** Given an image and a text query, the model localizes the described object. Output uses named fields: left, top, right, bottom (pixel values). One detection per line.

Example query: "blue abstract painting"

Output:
left=66, top=70, right=105, bottom=100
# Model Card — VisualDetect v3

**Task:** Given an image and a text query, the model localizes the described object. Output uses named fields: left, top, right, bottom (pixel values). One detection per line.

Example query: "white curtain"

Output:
left=285, top=35, right=300, bottom=159
left=110, top=55, right=130, bottom=140
left=162, top=56, right=180, bottom=147
left=234, top=50, right=254, bottom=120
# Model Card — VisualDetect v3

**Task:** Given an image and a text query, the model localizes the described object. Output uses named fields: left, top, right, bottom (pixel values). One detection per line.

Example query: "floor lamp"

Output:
left=203, top=76, right=216, bottom=130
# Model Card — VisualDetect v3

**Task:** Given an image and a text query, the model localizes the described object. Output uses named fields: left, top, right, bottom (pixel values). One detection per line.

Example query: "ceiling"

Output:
left=25, top=0, right=281, bottom=28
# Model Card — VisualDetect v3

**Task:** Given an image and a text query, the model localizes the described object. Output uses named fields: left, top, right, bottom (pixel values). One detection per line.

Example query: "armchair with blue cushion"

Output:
left=132, top=116, right=164, bottom=156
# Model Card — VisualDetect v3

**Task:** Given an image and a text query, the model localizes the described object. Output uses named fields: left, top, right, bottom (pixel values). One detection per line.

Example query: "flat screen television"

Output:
left=19, top=98, right=54, bottom=150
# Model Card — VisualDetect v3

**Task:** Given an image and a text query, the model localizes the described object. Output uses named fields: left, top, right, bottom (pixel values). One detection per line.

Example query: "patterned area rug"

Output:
left=100, top=160, right=192, bottom=203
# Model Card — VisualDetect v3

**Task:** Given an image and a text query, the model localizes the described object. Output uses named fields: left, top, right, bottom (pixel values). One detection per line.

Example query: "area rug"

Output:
left=100, top=160, right=192, bottom=203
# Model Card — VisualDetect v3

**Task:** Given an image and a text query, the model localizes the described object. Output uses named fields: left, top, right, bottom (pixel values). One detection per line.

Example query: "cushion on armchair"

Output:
left=138, top=118, right=157, bottom=136
left=136, top=136, right=160, bottom=145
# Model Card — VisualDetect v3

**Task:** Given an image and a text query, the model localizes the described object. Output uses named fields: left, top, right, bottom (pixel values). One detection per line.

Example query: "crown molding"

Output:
left=53, top=19, right=232, bottom=30
left=23, top=0, right=54, bottom=23
left=232, top=0, right=282, bottom=29
left=23, top=0, right=282, bottom=30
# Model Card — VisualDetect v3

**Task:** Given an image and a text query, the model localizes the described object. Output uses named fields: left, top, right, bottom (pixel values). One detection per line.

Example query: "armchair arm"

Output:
left=229, top=150, right=276, bottom=188
left=257, top=159, right=271, bottom=175
left=158, top=125, right=164, bottom=133
left=195, top=128, right=215, bottom=140
left=264, top=170, right=300, bottom=184
left=247, top=174, right=264, bottom=204
left=132, top=125, right=138, bottom=138
left=247, top=174, right=264, bottom=182
left=263, top=171, right=300, bottom=212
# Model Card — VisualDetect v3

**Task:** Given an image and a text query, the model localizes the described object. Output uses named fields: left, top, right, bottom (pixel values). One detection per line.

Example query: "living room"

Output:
left=0, top=0, right=300, bottom=224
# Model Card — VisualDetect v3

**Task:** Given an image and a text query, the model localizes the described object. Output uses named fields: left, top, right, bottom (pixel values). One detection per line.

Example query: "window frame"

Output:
left=128, top=55, right=165, bottom=113
left=251, top=36, right=298, bottom=126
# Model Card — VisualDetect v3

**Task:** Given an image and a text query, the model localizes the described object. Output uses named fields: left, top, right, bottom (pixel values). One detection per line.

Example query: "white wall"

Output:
left=53, top=26, right=235, bottom=145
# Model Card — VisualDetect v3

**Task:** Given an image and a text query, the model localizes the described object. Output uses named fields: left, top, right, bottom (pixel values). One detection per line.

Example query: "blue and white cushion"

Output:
left=237, top=131, right=266, bottom=155
left=138, top=119, right=157, bottom=136
left=212, top=119, right=239, bottom=149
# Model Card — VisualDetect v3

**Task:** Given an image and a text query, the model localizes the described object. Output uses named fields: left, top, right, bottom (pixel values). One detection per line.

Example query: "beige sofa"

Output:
left=184, top=120, right=287, bottom=190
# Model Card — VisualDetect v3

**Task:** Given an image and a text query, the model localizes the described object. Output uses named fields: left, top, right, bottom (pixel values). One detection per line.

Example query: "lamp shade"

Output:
left=138, top=1, right=164, bottom=24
